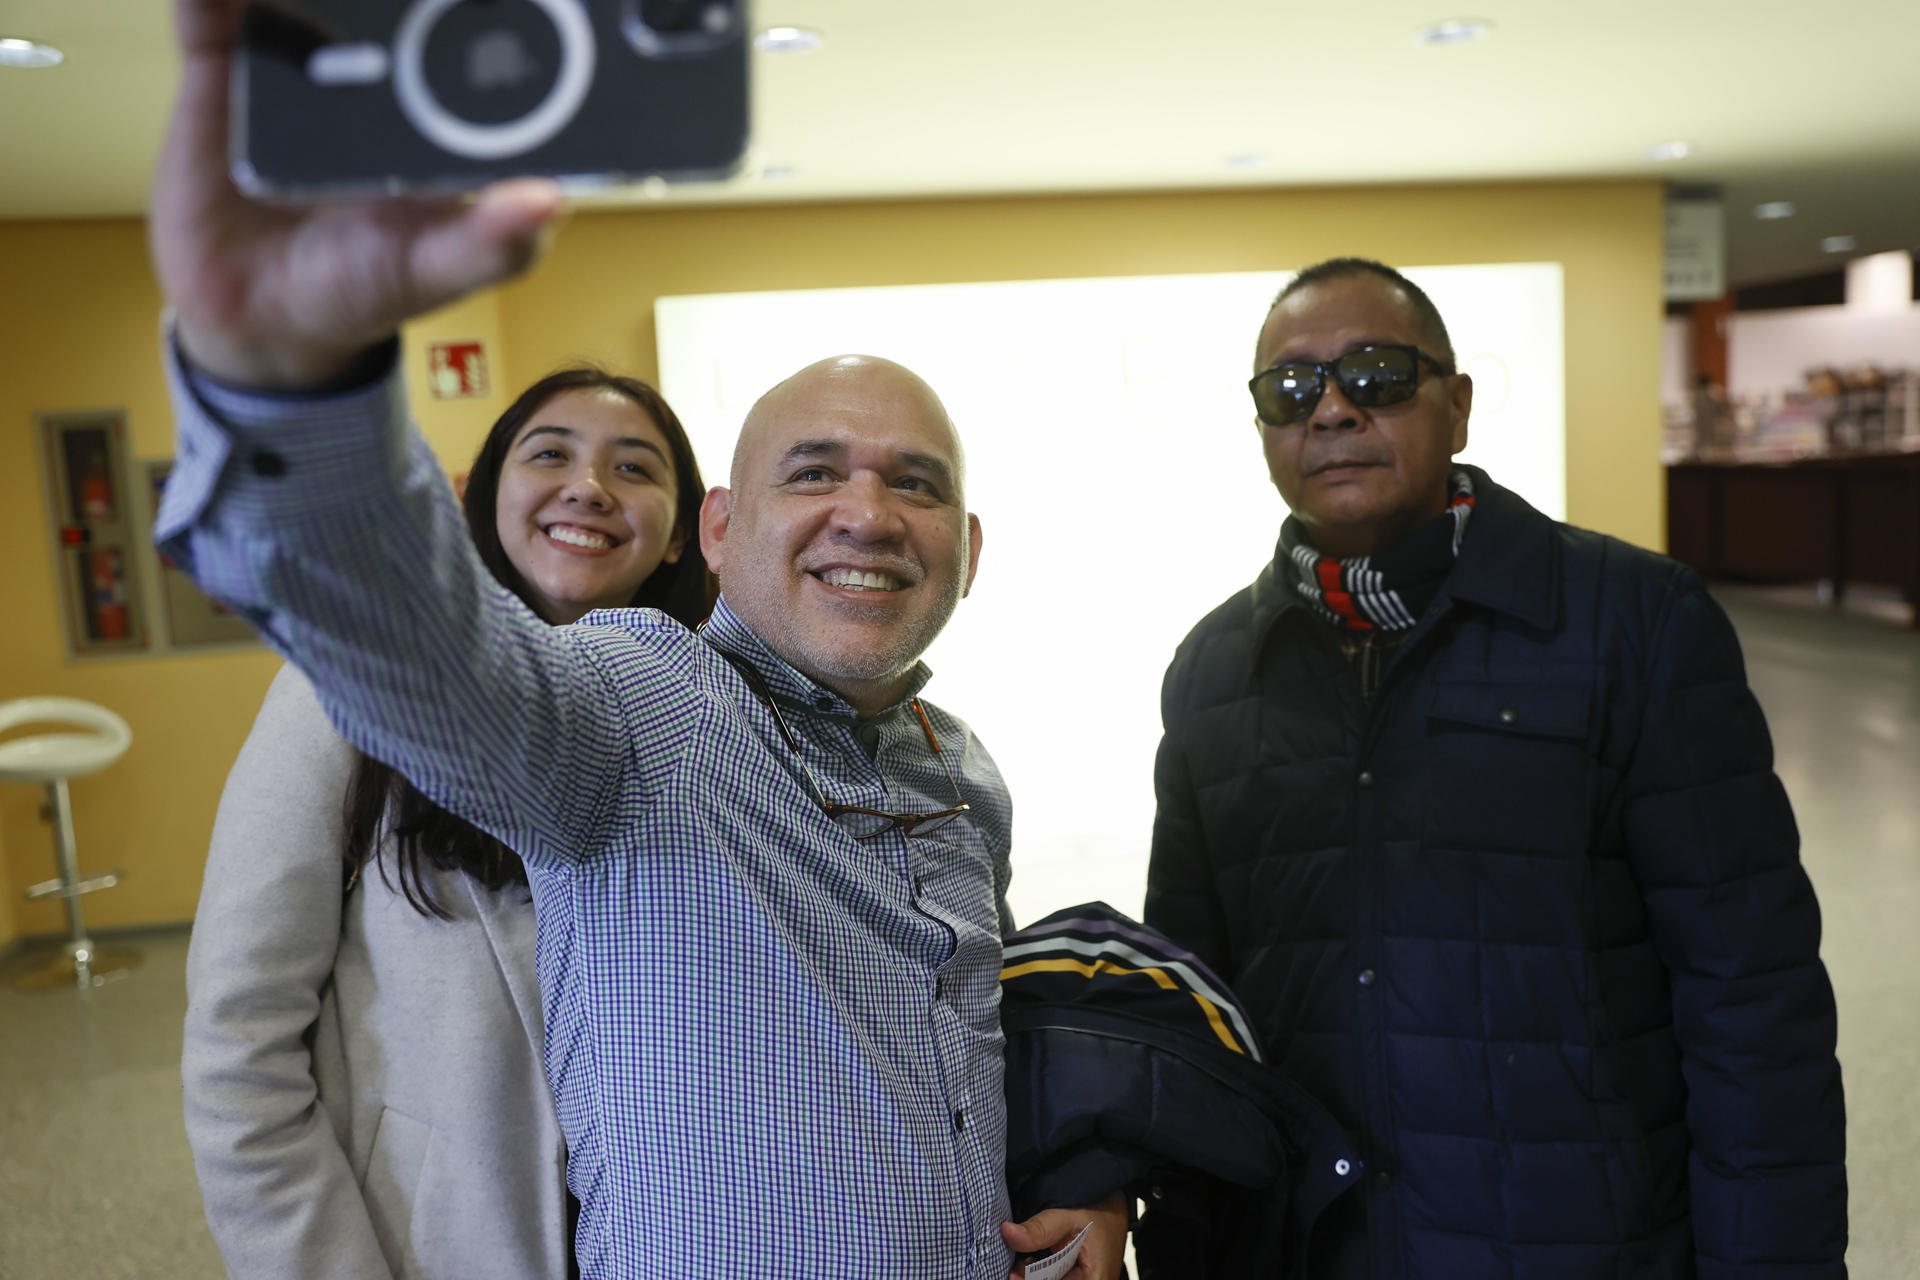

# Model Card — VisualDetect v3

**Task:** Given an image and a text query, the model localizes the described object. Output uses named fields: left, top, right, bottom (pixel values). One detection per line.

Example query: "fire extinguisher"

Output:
left=87, top=548, right=130, bottom=641
left=79, top=452, right=113, bottom=524
left=78, top=455, right=127, bottom=640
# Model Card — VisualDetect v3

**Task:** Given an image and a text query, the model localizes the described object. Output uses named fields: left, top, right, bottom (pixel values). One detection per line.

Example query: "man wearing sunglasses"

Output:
left=144, top=2, right=1128, bottom=1275
left=1145, top=258, right=1846, bottom=1279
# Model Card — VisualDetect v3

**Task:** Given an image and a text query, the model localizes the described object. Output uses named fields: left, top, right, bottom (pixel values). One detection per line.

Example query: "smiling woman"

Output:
left=493, top=390, right=685, bottom=622
left=467, top=367, right=714, bottom=627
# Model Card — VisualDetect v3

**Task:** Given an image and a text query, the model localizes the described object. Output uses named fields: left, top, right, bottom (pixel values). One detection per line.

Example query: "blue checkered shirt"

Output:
left=155, top=338, right=1017, bottom=1277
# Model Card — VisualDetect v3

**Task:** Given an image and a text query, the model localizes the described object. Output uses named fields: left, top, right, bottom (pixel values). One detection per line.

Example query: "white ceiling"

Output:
left=3, top=0, right=1916, bottom=287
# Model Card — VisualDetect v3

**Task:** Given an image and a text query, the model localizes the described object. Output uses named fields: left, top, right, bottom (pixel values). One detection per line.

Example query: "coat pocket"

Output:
left=1419, top=666, right=1600, bottom=859
left=362, top=1105, right=433, bottom=1276
left=1427, top=670, right=1593, bottom=741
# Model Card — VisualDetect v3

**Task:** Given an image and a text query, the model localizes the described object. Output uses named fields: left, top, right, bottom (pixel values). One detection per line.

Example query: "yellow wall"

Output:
left=0, top=825, right=13, bottom=946
left=0, top=177, right=1663, bottom=944
left=0, top=221, right=508, bottom=948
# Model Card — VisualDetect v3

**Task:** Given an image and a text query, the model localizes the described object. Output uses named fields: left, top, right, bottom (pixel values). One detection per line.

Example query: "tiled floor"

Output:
left=1729, top=586, right=1920, bottom=1277
left=0, top=585, right=1914, bottom=1278
left=0, top=929, right=220, bottom=1278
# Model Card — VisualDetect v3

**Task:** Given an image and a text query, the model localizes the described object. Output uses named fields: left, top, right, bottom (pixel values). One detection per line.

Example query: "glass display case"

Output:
left=35, top=410, right=149, bottom=657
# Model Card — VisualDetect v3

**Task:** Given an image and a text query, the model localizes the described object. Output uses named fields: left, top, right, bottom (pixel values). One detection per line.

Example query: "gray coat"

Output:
left=182, top=666, right=568, bottom=1280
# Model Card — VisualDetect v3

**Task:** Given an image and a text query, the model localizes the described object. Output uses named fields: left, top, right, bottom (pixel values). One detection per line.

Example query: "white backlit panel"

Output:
left=657, top=264, right=1564, bottom=923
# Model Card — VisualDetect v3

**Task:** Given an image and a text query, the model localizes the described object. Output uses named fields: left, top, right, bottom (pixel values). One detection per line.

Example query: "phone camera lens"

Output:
left=425, top=0, right=563, bottom=125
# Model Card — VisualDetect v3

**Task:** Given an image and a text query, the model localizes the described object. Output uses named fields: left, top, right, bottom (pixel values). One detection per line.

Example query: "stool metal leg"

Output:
left=13, top=778, right=141, bottom=991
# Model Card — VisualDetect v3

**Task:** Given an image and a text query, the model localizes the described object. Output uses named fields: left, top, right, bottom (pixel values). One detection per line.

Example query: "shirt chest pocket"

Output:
left=1418, top=666, right=1598, bottom=855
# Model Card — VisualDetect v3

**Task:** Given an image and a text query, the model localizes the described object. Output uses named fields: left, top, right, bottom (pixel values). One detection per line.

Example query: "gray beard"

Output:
left=730, top=573, right=964, bottom=697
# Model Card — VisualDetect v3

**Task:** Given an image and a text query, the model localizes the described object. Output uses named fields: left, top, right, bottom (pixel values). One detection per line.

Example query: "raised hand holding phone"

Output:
left=151, top=0, right=565, bottom=391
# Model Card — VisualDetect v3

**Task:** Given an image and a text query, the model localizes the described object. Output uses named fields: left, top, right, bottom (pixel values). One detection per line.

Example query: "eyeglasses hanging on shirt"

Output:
left=716, top=651, right=970, bottom=841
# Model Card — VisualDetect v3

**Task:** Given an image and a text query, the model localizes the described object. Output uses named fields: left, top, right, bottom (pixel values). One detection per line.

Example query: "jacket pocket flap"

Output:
left=1429, top=678, right=1591, bottom=740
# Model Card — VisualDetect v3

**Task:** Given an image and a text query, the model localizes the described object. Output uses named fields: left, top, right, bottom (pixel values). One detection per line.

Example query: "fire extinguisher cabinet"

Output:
left=35, top=410, right=150, bottom=658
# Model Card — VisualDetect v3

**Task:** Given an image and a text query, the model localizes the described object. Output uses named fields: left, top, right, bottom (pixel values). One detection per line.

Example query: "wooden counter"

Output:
left=1666, top=449, right=1920, bottom=627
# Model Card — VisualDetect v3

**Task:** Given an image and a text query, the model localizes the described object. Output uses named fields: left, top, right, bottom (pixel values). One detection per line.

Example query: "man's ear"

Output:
left=962, top=513, right=983, bottom=598
left=1448, top=372, right=1473, bottom=455
left=697, top=487, right=732, bottom=576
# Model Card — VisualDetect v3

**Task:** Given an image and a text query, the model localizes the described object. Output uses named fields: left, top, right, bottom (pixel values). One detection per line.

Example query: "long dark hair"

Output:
left=341, top=367, right=715, bottom=917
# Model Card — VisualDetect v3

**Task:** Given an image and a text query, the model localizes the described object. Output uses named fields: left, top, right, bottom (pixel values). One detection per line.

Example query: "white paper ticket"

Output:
left=1022, top=1222, right=1092, bottom=1280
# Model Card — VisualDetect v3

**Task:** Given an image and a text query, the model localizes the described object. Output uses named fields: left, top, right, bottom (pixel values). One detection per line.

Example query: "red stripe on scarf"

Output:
left=1316, top=558, right=1372, bottom=630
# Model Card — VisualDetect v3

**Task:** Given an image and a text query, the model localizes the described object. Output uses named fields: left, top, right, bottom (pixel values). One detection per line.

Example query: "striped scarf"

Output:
left=1282, top=468, right=1476, bottom=631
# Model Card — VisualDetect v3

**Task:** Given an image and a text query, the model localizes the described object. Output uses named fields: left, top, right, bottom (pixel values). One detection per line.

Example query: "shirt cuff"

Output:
left=154, top=316, right=411, bottom=546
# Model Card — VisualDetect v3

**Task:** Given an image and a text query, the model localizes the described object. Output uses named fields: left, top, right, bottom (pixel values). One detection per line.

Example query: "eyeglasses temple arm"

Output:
left=715, top=650, right=843, bottom=810
left=912, top=700, right=971, bottom=808
left=911, top=700, right=941, bottom=753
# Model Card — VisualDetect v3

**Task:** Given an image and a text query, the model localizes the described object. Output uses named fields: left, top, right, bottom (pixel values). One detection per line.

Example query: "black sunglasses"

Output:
left=1249, top=343, right=1453, bottom=427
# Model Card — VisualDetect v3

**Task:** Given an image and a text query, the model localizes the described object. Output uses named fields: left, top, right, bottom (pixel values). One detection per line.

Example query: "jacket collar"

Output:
left=1440, top=465, right=1561, bottom=632
left=1248, top=464, right=1561, bottom=662
left=698, top=595, right=933, bottom=720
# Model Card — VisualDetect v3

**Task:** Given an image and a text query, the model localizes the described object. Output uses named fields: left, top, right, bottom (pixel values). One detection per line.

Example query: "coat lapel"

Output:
left=464, top=876, right=545, bottom=1062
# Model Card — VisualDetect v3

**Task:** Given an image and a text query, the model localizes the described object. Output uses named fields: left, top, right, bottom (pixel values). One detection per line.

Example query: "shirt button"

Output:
left=1334, top=1158, right=1352, bottom=1177
left=952, top=1109, right=966, bottom=1133
left=1357, top=770, right=1375, bottom=788
left=1499, top=707, right=1518, bottom=724
left=250, top=449, right=288, bottom=478
left=1358, top=969, right=1377, bottom=987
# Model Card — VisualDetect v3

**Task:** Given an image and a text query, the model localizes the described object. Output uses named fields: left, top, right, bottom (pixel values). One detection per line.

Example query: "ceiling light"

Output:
left=753, top=26, right=822, bottom=53
left=1822, top=235, right=1858, bottom=254
left=1753, top=201, right=1796, bottom=220
left=1416, top=18, right=1492, bottom=45
left=0, top=37, right=63, bottom=68
left=760, top=164, right=797, bottom=181
left=1223, top=153, right=1267, bottom=168
left=1646, top=140, right=1692, bottom=162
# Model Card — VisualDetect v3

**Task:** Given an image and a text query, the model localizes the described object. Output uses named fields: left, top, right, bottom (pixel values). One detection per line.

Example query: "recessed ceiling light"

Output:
left=1646, top=140, right=1692, bottom=162
left=1753, top=201, right=1796, bottom=220
left=1223, top=153, right=1267, bottom=168
left=1822, top=235, right=1858, bottom=254
left=760, top=164, right=797, bottom=181
left=0, top=37, right=63, bottom=68
left=1416, top=18, right=1492, bottom=45
left=753, top=26, right=822, bottom=53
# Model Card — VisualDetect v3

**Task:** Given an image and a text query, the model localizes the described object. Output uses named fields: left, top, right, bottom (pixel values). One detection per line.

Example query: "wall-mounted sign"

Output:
left=427, top=340, right=491, bottom=400
left=35, top=410, right=150, bottom=658
left=1665, top=199, right=1726, bottom=301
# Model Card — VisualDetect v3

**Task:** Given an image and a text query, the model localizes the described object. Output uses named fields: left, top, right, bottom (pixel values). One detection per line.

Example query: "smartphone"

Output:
left=231, top=0, right=749, bottom=199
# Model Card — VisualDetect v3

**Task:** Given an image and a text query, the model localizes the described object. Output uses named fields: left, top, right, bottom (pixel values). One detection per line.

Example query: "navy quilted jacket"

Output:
left=1145, top=467, right=1845, bottom=1279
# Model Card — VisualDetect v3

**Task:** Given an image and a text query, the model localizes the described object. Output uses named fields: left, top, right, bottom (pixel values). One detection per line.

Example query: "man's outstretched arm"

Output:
left=149, top=0, right=682, bottom=865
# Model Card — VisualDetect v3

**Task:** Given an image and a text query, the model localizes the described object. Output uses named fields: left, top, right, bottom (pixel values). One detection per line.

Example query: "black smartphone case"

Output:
left=233, top=0, right=749, bottom=199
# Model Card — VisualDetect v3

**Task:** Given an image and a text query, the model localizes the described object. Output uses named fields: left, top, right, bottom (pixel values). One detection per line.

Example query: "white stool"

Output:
left=0, top=697, right=139, bottom=990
